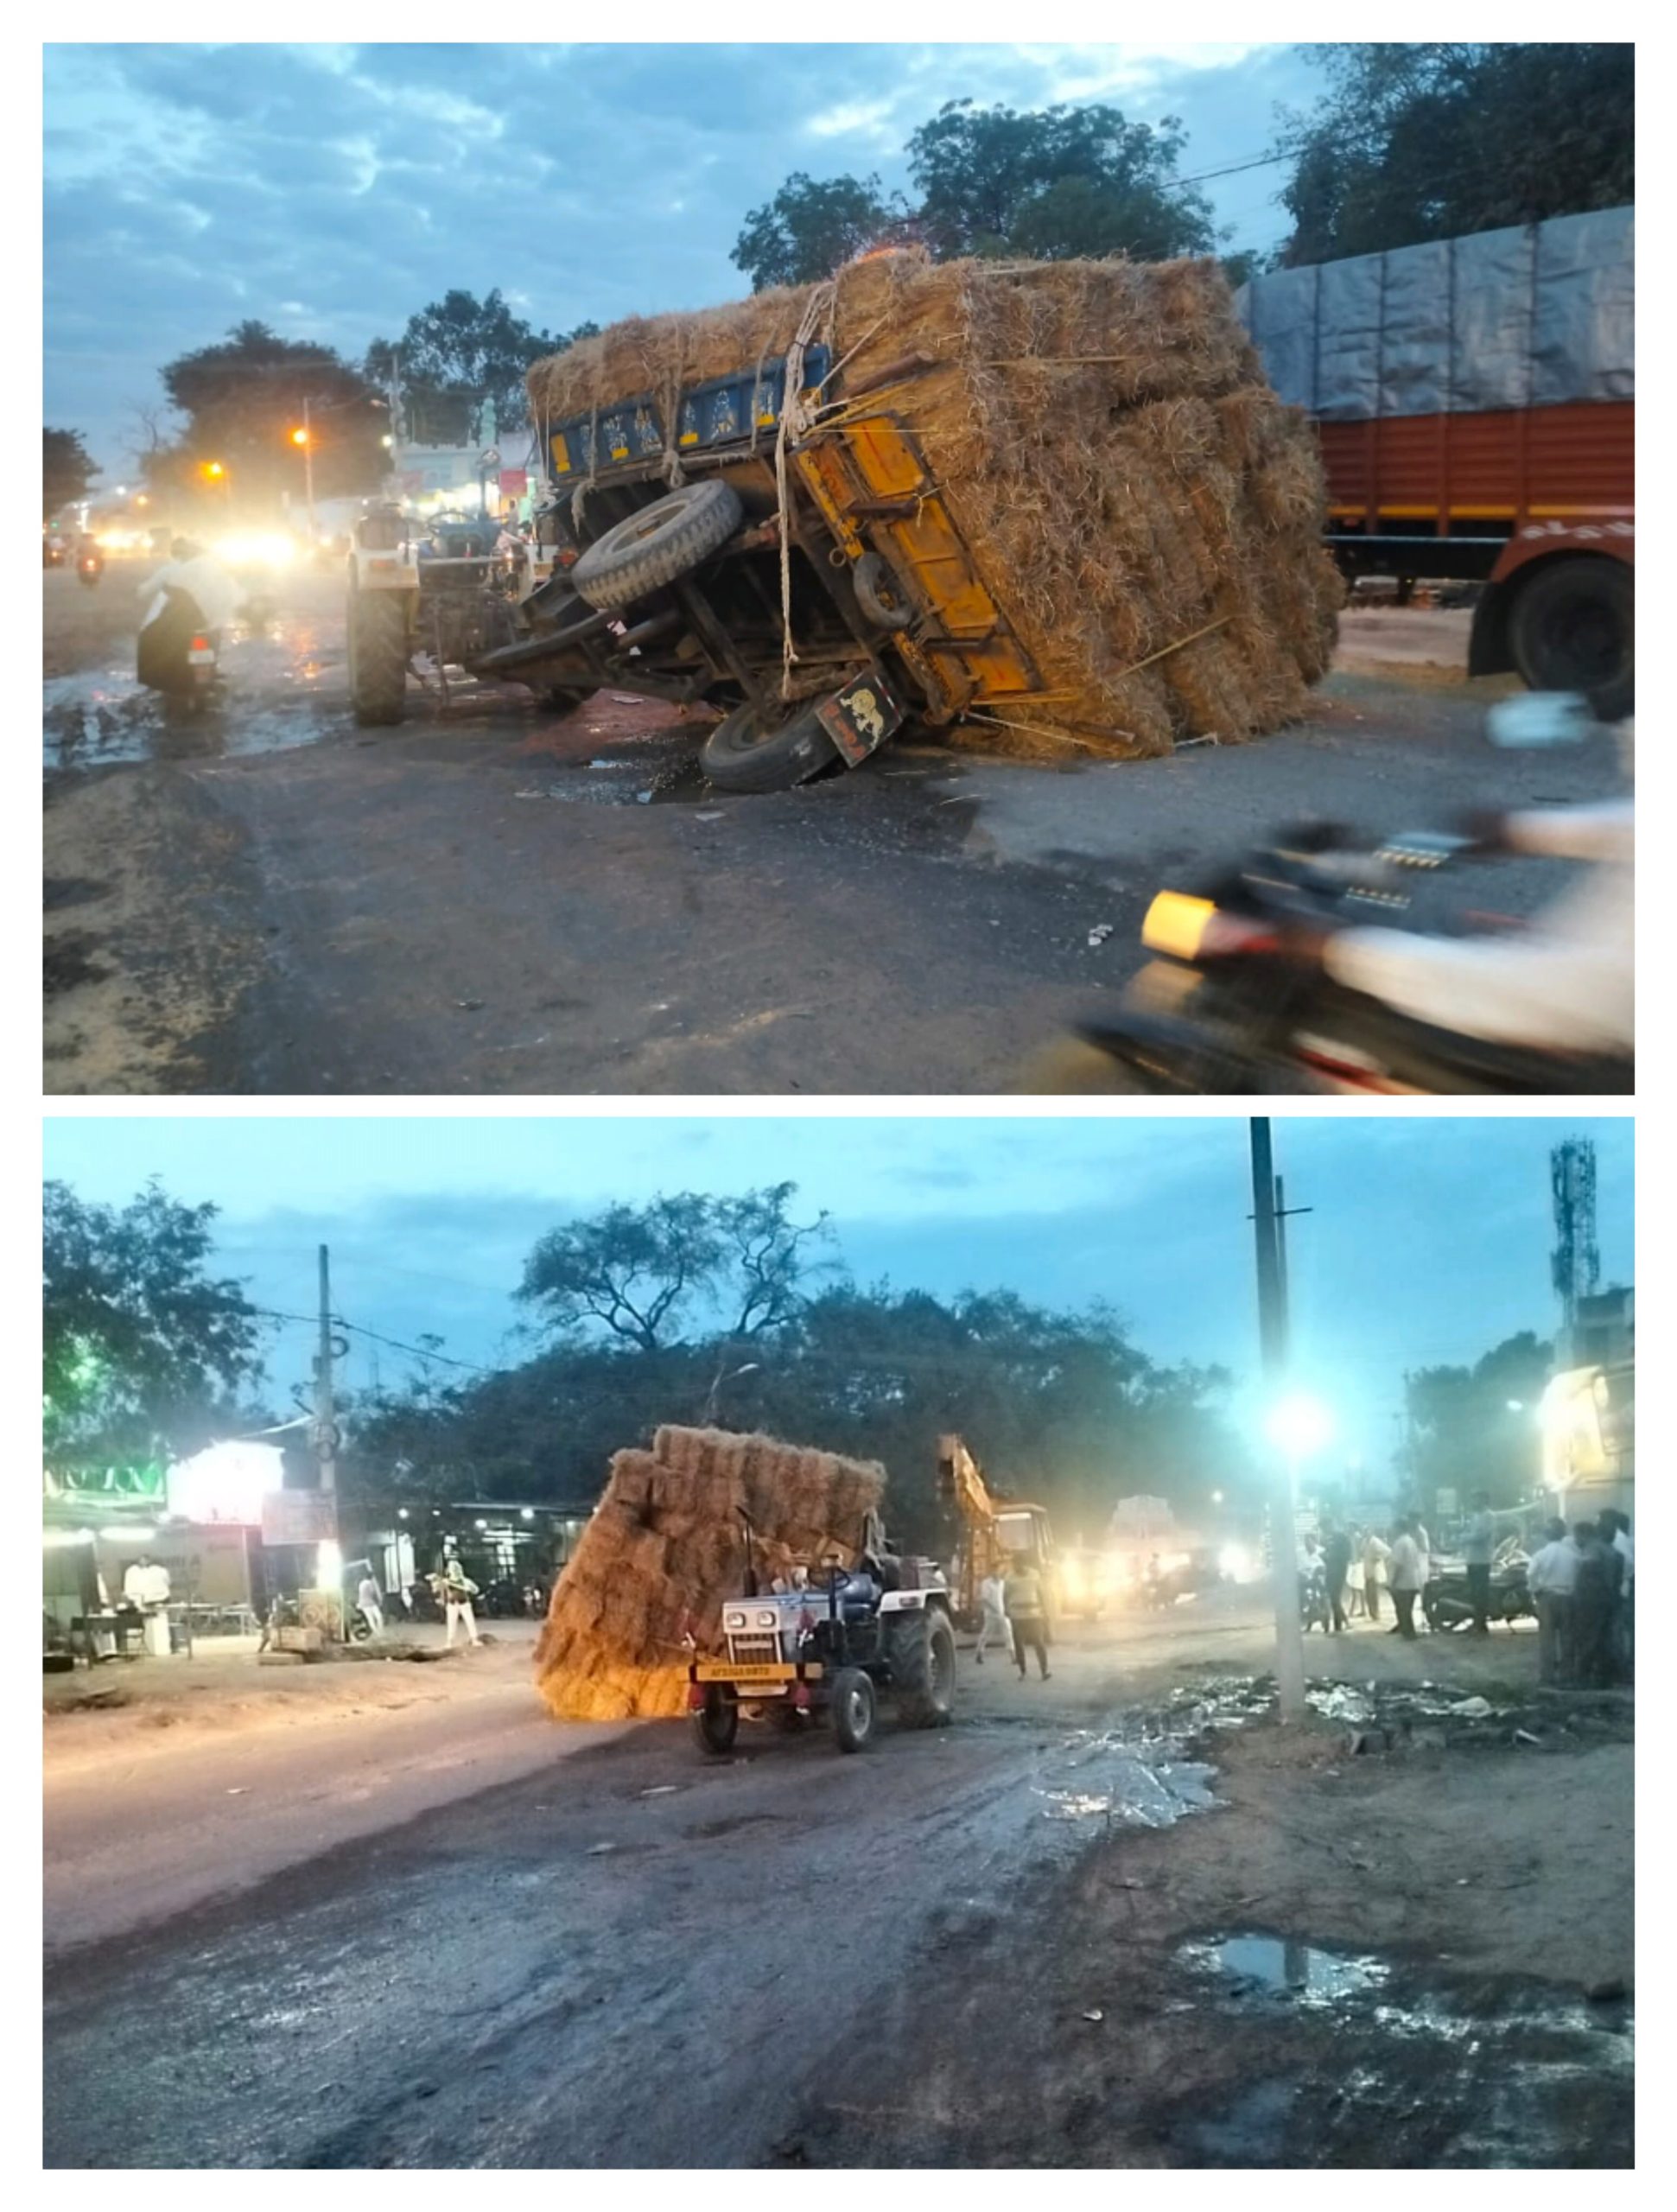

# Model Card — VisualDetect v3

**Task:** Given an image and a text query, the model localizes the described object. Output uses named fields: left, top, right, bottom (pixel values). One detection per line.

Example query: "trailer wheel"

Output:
left=888, top=1607, right=956, bottom=1729
left=700, top=701, right=840, bottom=792
left=852, top=550, right=913, bottom=632
left=348, top=587, right=410, bottom=727
left=692, top=1690, right=739, bottom=1755
left=830, top=1668, right=877, bottom=1753
left=1508, top=556, right=1633, bottom=721
left=570, top=480, right=743, bottom=612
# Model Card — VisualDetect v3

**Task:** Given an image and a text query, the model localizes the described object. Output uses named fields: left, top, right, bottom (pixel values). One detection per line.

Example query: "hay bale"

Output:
left=533, top=1424, right=886, bottom=1721
left=528, top=249, right=1337, bottom=756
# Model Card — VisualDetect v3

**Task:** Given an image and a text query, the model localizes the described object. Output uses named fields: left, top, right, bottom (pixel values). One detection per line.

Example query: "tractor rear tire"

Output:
left=570, top=481, right=743, bottom=613
left=888, top=1606, right=956, bottom=1729
left=348, top=587, right=411, bottom=727
left=830, top=1668, right=877, bottom=1753
left=692, top=1691, right=738, bottom=1755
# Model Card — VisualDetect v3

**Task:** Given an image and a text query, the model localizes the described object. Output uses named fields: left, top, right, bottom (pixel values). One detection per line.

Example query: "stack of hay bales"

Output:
left=527, top=249, right=1343, bottom=759
left=534, top=1425, right=886, bottom=1721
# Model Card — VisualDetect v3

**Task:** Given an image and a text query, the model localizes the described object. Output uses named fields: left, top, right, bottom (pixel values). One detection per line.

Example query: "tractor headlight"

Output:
left=725, top=1610, right=748, bottom=1630
left=755, top=1610, right=776, bottom=1629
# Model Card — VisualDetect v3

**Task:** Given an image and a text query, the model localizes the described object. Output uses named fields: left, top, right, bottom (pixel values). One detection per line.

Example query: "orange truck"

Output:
left=1240, top=207, right=1633, bottom=716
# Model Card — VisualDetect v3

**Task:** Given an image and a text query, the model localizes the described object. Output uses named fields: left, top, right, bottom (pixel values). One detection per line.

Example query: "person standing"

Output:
left=123, top=1552, right=173, bottom=1658
left=1608, top=1510, right=1634, bottom=1678
left=1526, top=1517, right=1577, bottom=1686
left=1323, top=1522, right=1353, bottom=1635
left=1569, top=1522, right=1615, bottom=1687
left=973, top=1570, right=1011, bottom=1667
left=1004, top=1563, right=1051, bottom=1681
left=1463, top=1492, right=1496, bottom=1635
left=1361, top=1528, right=1391, bottom=1627
left=1388, top=1520, right=1424, bottom=1640
left=1413, top=1517, right=1434, bottom=1629
left=431, top=1556, right=483, bottom=1650
left=355, top=1571, right=384, bottom=1637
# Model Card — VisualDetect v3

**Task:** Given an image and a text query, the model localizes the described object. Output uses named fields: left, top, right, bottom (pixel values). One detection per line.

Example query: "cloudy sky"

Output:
left=43, top=1113, right=1634, bottom=1474
left=43, top=40, right=1318, bottom=478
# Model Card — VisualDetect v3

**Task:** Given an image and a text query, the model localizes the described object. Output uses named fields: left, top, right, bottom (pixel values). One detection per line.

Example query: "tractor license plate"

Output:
left=695, top=1662, right=796, bottom=1682
left=816, top=670, right=905, bottom=767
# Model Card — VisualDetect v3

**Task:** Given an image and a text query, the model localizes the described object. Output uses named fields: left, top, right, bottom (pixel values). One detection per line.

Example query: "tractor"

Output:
left=687, top=1513, right=957, bottom=1755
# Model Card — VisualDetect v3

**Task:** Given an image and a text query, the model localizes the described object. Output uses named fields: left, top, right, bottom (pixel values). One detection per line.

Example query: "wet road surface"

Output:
left=42, top=570, right=1625, bottom=1095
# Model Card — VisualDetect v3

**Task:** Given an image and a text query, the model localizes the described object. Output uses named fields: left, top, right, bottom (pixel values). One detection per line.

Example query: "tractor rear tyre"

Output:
left=1508, top=556, right=1634, bottom=721
left=348, top=587, right=411, bottom=727
left=570, top=481, right=743, bottom=613
left=700, top=701, right=841, bottom=793
left=888, top=1607, right=957, bottom=1728
left=829, top=1668, right=877, bottom=1753
left=692, top=1690, right=739, bottom=1755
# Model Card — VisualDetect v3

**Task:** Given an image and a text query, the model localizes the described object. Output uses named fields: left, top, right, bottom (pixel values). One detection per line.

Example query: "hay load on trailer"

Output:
left=533, top=1424, right=885, bottom=1721
left=524, top=248, right=1342, bottom=766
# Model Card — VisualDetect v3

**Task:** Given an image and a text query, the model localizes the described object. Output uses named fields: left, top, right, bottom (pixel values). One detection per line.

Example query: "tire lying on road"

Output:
left=348, top=587, right=411, bottom=728
left=700, top=700, right=841, bottom=792
left=887, top=1606, right=956, bottom=1728
left=570, top=480, right=744, bottom=613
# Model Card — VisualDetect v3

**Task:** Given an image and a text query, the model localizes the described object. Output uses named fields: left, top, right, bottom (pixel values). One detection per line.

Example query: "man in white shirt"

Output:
left=1526, top=1517, right=1578, bottom=1685
left=973, top=1571, right=1011, bottom=1666
left=122, top=1554, right=173, bottom=1657
left=1388, top=1521, right=1424, bottom=1640
left=355, top=1572, right=384, bottom=1637
left=1361, top=1529, right=1392, bottom=1627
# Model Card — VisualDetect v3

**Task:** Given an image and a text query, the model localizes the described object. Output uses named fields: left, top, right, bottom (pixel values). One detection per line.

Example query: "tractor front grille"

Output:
left=726, top=1632, right=781, bottom=1665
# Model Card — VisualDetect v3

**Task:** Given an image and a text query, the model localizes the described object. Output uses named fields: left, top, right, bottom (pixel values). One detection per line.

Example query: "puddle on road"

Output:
left=1170, top=1928, right=1634, bottom=2165
left=45, top=613, right=349, bottom=772
left=1034, top=1721, right=1220, bottom=1831
left=515, top=748, right=712, bottom=809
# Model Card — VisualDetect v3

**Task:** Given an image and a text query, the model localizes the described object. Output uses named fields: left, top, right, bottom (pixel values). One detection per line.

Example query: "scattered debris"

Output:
left=1081, top=2007, right=1105, bottom=2024
left=1086, top=923, right=1114, bottom=948
left=1450, top=1695, right=1494, bottom=1719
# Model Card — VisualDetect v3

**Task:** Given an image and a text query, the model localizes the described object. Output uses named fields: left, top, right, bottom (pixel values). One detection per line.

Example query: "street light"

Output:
left=1264, top=1392, right=1335, bottom=1459
left=202, top=460, right=225, bottom=480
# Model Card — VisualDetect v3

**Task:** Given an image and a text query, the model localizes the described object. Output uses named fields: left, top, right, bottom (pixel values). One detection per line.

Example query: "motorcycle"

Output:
left=75, top=549, right=105, bottom=588
left=1026, top=823, right=1630, bottom=1096
left=137, top=582, right=219, bottom=708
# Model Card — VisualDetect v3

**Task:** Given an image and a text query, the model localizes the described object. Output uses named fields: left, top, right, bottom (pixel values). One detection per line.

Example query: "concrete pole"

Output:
left=302, top=396, right=317, bottom=543
left=1251, top=1119, right=1306, bottom=1722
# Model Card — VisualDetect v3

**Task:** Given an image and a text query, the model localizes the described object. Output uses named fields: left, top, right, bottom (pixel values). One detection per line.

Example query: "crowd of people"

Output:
left=1526, top=1510, right=1635, bottom=1686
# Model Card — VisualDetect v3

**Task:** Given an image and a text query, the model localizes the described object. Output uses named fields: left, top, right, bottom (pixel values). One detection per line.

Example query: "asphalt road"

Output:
left=42, top=569, right=1623, bottom=1095
left=43, top=1595, right=1632, bottom=2171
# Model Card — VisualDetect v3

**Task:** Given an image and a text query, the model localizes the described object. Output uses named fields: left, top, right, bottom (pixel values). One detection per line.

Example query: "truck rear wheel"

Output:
left=700, top=701, right=840, bottom=792
left=888, top=1606, right=956, bottom=1728
left=1508, top=556, right=1633, bottom=721
left=692, top=1689, right=738, bottom=1755
left=348, top=587, right=411, bottom=727
left=829, top=1668, right=877, bottom=1753
left=570, top=481, right=743, bottom=612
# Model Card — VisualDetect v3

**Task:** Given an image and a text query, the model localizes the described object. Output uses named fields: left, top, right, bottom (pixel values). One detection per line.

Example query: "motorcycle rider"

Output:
left=136, top=536, right=243, bottom=690
left=1316, top=716, right=1633, bottom=1063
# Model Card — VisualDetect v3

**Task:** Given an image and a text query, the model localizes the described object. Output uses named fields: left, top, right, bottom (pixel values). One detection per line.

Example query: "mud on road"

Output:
left=43, top=1611, right=1632, bottom=2170
left=42, top=568, right=1623, bottom=1095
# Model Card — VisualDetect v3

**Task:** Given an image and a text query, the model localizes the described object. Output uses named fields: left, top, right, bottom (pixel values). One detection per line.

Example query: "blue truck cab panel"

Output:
left=546, top=346, right=832, bottom=485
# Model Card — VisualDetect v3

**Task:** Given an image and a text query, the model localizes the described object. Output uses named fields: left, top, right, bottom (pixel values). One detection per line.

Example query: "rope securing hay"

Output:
left=527, top=249, right=1342, bottom=756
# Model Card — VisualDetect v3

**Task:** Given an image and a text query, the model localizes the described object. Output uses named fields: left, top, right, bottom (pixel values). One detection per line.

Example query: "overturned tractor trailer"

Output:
left=347, top=247, right=1343, bottom=790
left=1238, top=207, right=1634, bottom=717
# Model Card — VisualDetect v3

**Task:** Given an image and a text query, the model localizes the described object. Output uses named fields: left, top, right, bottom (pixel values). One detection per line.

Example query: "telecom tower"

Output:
left=1550, top=1138, right=1600, bottom=1361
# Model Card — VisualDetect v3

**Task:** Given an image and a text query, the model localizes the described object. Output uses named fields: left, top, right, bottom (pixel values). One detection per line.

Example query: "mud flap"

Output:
left=814, top=669, right=907, bottom=768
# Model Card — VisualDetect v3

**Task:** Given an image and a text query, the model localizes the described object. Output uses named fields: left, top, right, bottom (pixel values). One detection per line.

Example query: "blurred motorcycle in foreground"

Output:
left=1024, top=697, right=1631, bottom=1096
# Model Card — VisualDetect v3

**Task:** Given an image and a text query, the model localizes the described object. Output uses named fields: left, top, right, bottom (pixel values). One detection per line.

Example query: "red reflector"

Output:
left=686, top=1683, right=707, bottom=1710
left=190, top=635, right=210, bottom=652
left=792, top=1682, right=812, bottom=1709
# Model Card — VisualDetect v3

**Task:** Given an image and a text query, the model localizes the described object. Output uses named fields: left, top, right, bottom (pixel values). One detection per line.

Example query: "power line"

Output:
left=251, top=1306, right=492, bottom=1376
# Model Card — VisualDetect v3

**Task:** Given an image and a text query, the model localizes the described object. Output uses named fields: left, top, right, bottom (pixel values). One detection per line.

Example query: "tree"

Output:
left=43, top=1179, right=266, bottom=1465
left=156, top=321, right=388, bottom=509
left=1277, top=43, right=1636, bottom=266
left=366, top=289, right=596, bottom=443
left=731, top=172, right=905, bottom=291
left=1403, top=1331, right=1554, bottom=1511
left=43, top=428, right=98, bottom=521
left=517, top=1185, right=832, bottom=1356
left=907, top=99, right=1216, bottom=264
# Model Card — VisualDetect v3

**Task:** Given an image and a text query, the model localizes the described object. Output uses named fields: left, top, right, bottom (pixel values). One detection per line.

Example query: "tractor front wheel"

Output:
left=829, top=1668, right=877, bottom=1753
left=692, top=1689, right=739, bottom=1755
left=348, top=586, right=411, bottom=727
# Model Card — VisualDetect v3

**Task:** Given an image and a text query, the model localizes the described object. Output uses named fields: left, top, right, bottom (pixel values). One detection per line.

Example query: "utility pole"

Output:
left=301, top=396, right=317, bottom=543
left=314, top=1243, right=337, bottom=1501
left=1250, top=1119, right=1306, bottom=1722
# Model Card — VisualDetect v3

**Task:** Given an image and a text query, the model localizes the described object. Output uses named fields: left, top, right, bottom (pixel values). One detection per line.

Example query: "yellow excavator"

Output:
left=936, top=1433, right=1058, bottom=1633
